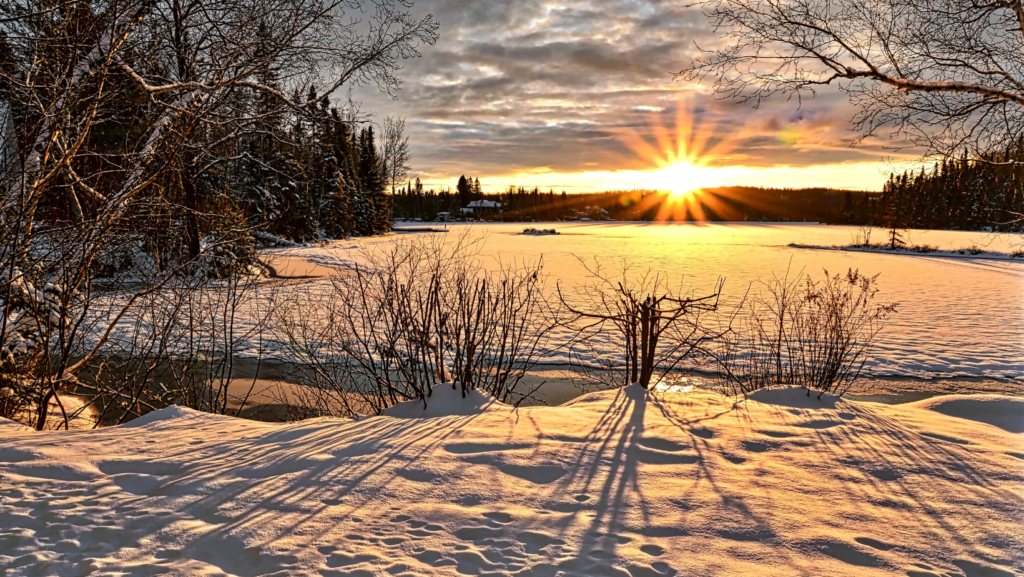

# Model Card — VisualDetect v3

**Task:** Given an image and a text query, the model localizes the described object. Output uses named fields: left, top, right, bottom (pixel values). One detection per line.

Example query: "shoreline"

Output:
left=222, top=357, right=1024, bottom=411
left=789, top=242, right=1024, bottom=262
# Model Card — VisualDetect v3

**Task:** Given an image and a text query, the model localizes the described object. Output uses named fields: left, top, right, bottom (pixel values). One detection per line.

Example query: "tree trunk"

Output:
left=182, top=159, right=201, bottom=261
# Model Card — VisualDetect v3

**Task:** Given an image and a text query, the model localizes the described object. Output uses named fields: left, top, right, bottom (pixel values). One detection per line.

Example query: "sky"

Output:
left=353, top=0, right=922, bottom=193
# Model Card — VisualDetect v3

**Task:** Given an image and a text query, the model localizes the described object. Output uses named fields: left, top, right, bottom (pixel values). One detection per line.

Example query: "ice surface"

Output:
left=278, top=223, right=1024, bottom=382
left=1, top=387, right=1021, bottom=576
left=94, top=223, right=1024, bottom=384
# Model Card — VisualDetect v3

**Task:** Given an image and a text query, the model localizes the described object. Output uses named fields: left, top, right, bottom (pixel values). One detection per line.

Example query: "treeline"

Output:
left=395, top=152, right=1022, bottom=232
left=879, top=144, right=1024, bottom=232
left=2, top=0, right=432, bottom=267
left=393, top=184, right=882, bottom=224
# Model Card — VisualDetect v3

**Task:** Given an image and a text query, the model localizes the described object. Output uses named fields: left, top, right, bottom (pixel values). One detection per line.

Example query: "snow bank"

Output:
left=907, top=394, right=1024, bottom=434
left=3, top=388, right=1020, bottom=576
left=0, top=416, right=29, bottom=431
left=118, top=405, right=214, bottom=428
left=383, top=384, right=507, bottom=418
left=746, top=386, right=842, bottom=409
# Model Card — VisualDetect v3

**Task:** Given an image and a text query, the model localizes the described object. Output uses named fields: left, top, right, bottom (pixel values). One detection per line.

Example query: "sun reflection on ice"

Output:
left=650, top=376, right=701, bottom=394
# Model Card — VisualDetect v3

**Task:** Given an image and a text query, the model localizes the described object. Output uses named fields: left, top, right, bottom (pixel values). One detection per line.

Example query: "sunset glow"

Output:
left=414, top=93, right=896, bottom=195
left=619, top=100, right=726, bottom=195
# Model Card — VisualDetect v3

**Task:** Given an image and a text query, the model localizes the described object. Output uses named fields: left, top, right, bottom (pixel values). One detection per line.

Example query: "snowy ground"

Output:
left=2, top=386, right=1022, bottom=576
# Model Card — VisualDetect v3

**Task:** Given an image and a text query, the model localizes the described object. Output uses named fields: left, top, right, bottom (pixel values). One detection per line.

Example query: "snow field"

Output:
left=1, top=386, right=1022, bottom=576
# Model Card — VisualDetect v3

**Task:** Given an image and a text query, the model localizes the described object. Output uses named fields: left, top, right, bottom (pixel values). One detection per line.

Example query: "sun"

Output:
left=647, top=161, right=721, bottom=198
left=619, top=100, right=727, bottom=194
left=616, top=99, right=733, bottom=220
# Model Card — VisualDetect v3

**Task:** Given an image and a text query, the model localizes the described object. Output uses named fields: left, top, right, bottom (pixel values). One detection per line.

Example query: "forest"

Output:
left=878, top=144, right=1023, bottom=232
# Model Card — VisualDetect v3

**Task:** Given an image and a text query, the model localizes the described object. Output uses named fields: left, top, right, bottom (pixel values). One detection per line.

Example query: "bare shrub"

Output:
left=559, top=259, right=724, bottom=391
left=851, top=226, right=872, bottom=247
left=0, top=216, right=271, bottom=428
left=715, top=269, right=898, bottom=397
left=276, top=233, right=557, bottom=416
left=78, top=263, right=275, bottom=424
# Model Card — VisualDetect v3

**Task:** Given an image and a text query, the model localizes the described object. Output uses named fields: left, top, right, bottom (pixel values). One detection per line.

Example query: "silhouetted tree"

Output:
left=457, top=175, right=471, bottom=207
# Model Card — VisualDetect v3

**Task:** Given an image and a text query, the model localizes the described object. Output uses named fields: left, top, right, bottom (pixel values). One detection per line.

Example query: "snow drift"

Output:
left=908, top=394, right=1024, bottom=434
left=1, top=387, right=1021, bottom=576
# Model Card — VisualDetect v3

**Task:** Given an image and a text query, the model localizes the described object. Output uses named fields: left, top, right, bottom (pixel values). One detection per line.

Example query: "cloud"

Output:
left=352, top=0, right=915, bottom=190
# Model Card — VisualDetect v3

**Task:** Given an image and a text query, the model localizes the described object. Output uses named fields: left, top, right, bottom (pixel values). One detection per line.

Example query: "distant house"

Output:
left=435, top=211, right=451, bottom=222
left=460, top=199, right=503, bottom=216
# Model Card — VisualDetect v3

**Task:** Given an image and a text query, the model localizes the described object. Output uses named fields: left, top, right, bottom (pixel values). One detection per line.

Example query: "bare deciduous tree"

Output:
left=559, top=259, right=724, bottom=391
left=679, top=0, right=1024, bottom=163
left=379, top=115, right=411, bottom=194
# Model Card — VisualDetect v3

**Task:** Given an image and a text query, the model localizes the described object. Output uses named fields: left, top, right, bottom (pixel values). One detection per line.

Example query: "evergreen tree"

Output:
left=457, top=175, right=471, bottom=207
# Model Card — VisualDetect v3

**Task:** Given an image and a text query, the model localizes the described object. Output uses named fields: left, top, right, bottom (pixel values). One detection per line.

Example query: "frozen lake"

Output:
left=299, top=221, right=1022, bottom=384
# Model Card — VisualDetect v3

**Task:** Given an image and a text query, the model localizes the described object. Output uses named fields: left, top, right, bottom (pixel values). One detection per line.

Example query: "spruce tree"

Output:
left=457, top=175, right=471, bottom=208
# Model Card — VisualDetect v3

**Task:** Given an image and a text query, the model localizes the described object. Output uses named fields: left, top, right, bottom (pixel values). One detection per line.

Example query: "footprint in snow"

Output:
left=806, top=539, right=884, bottom=568
left=638, top=437, right=688, bottom=452
left=637, top=449, right=700, bottom=465
left=516, top=531, right=564, bottom=554
left=483, top=512, right=514, bottom=524
left=866, top=467, right=902, bottom=481
left=854, top=537, right=894, bottom=551
left=795, top=419, right=844, bottom=429
left=952, top=559, right=1016, bottom=577
left=758, top=430, right=797, bottom=439
left=740, top=440, right=770, bottom=453
left=454, top=526, right=505, bottom=542
left=690, top=427, right=715, bottom=439
left=640, top=544, right=665, bottom=557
